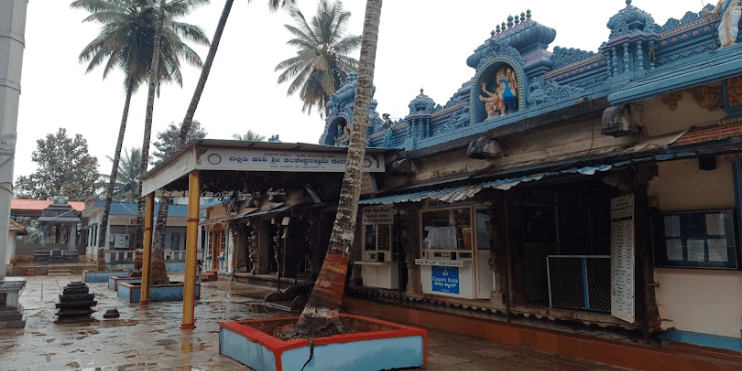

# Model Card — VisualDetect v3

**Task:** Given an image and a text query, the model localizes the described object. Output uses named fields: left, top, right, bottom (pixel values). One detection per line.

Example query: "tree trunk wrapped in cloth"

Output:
left=279, top=0, right=383, bottom=340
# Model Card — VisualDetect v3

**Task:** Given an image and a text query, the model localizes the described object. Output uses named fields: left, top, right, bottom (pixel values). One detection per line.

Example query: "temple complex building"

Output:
left=148, top=0, right=742, bottom=353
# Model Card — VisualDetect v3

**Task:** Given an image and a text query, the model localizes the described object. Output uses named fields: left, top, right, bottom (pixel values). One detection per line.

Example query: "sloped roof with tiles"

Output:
left=11, top=199, right=85, bottom=218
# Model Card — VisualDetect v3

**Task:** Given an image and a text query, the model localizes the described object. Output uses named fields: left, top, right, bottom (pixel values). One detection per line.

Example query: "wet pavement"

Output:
left=0, top=275, right=628, bottom=370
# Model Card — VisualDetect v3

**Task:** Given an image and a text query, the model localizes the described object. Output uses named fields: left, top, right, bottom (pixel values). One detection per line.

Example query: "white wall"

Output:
left=650, top=158, right=742, bottom=338
left=655, top=268, right=742, bottom=338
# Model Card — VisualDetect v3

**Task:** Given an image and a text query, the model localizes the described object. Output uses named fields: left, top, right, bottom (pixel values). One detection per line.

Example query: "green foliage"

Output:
left=99, top=147, right=142, bottom=201
left=232, top=130, right=266, bottom=142
left=275, top=0, right=361, bottom=116
left=15, top=217, right=41, bottom=244
left=15, top=128, right=99, bottom=201
left=152, top=121, right=207, bottom=165
left=72, top=0, right=211, bottom=92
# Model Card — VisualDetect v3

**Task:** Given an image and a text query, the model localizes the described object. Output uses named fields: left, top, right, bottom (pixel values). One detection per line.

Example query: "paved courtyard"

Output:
left=1, top=274, right=627, bottom=370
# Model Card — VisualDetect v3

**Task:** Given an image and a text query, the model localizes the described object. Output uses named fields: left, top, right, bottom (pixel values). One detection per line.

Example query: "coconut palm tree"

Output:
left=99, top=148, right=142, bottom=202
left=72, top=0, right=210, bottom=251
left=176, top=0, right=296, bottom=147
left=232, top=130, right=266, bottom=141
left=284, top=0, right=383, bottom=338
left=275, top=0, right=361, bottom=117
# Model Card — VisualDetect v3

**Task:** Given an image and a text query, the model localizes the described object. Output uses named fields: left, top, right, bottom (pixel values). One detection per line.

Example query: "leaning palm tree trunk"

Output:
left=98, top=78, right=135, bottom=270
left=177, top=0, right=234, bottom=146
left=285, top=0, right=383, bottom=338
left=151, top=198, right=170, bottom=284
left=135, top=0, right=168, bottom=250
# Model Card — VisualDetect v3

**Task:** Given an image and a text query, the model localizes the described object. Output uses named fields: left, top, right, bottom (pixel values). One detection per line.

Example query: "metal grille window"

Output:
left=547, top=255, right=610, bottom=312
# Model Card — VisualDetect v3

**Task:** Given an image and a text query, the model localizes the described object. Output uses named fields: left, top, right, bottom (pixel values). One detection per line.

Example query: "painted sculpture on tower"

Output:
left=334, top=120, right=351, bottom=146
left=381, top=113, right=396, bottom=148
left=704, top=0, right=742, bottom=48
left=479, top=66, right=519, bottom=120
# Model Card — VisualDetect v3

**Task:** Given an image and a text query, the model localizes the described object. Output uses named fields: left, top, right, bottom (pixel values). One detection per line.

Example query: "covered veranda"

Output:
left=139, top=139, right=392, bottom=328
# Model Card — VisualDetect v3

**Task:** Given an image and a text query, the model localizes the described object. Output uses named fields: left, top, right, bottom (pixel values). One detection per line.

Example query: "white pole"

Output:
left=0, top=0, right=28, bottom=280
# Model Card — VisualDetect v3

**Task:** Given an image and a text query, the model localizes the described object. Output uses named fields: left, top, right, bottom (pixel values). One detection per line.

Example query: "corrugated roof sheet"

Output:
left=359, top=165, right=613, bottom=205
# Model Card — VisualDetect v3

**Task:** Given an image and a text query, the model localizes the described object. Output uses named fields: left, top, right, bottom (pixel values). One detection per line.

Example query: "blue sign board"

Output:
left=431, top=265, right=459, bottom=294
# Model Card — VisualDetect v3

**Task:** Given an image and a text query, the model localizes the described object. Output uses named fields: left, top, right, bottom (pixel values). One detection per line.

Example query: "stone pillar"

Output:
left=68, top=223, right=77, bottom=251
left=0, top=0, right=28, bottom=281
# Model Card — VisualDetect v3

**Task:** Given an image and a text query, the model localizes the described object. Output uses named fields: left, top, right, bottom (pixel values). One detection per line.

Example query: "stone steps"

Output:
left=47, top=269, right=72, bottom=276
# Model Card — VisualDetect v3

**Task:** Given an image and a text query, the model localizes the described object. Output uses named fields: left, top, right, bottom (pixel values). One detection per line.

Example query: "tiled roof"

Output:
left=672, top=122, right=742, bottom=147
left=11, top=199, right=85, bottom=212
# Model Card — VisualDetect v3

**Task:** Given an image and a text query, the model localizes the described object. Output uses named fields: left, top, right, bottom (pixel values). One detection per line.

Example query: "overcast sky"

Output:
left=15, top=0, right=704, bottom=183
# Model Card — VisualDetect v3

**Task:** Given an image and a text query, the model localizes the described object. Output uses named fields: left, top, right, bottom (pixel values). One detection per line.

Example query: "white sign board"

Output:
left=197, top=148, right=384, bottom=173
left=362, top=206, right=394, bottom=225
left=610, top=194, right=635, bottom=324
left=414, top=259, right=464, bottom=267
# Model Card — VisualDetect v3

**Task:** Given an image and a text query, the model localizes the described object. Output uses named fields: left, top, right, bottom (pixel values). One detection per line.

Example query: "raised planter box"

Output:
left=82, top=270, right=130, bottom=283
left=201, top=270, right=218, bottom=282
left=117, top=282, right=200, bottom=304
left=219, top=314, right=427, bottom=371
left=108, top=276, right=141, bottom=291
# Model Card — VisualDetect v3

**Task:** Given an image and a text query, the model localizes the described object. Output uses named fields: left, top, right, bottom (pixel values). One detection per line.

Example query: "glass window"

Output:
left=362, top=224, right=393, bottom=262
left=476, top=210, right=492, bottom=251
left=422, top=207, right=471, bottom=250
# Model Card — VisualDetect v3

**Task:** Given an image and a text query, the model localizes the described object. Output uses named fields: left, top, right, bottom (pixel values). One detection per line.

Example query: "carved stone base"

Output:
left=490, top=290, right=508, bottom=310
left=0, top=278, right=26, bottom=328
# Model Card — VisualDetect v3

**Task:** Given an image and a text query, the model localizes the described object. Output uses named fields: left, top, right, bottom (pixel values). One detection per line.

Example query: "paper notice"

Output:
left=705, top=213, right=726, bottom=236
left=666, top=239, right=683, bottom=261
left=664, top=215, right=681, bottom=238
left=686, top=239, right=705, bottom=262
left=707, top=239, right=728, bottom=262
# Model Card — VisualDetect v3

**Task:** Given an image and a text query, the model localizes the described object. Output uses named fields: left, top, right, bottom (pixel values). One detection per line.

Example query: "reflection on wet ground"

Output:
left=0, top=275, right=275, bottom=370
left=1, top=275, right=629, bottom=371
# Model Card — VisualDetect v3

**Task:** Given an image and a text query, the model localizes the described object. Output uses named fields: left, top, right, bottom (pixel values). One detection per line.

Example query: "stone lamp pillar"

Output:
left=0, top=0, right=28, bottom=328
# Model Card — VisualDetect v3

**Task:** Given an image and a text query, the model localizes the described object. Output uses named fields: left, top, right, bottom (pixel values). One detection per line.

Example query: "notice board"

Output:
left=610, top=194, right=635, bottom=324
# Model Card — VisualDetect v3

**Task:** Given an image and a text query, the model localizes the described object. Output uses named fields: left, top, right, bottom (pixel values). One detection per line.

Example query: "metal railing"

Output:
left=547, top=255, right=611, bottom=312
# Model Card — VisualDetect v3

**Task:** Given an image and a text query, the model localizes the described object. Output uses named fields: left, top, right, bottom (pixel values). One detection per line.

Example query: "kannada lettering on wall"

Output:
left=610, top=194, right=635, bottom=324
left=431, top=265, right=460, bottom=294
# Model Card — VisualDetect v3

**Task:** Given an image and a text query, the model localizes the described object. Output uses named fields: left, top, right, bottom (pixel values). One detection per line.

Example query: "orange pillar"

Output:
left=140, top=192, right=155, bottom=305
left=181, top=170, right=200, bottom=329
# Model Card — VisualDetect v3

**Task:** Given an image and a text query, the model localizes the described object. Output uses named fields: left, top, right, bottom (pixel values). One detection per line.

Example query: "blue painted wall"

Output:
left=321, top=2, right=738, bottom=152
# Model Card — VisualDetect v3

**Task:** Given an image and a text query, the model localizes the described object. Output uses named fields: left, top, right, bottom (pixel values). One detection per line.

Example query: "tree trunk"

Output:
left=136, top=0, right=167, bottom=249
left=177, top=0, right=234, bottom=147
left=284, top=0, right=383, bottom=339
left=151, top=197, right=170, bottom=284
left=98, top=78, right=135, bottom=271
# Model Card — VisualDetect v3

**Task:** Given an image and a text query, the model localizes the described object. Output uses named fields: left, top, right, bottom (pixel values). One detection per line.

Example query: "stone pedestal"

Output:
left=0, top=277, right=26, bottom=328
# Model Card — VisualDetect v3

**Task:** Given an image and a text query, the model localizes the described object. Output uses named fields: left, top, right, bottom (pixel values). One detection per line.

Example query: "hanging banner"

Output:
left=610, top=194, right=635, bottom=324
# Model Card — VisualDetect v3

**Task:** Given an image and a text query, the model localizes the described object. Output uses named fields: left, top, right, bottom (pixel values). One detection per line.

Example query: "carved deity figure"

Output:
left=704, top=0, right=742, bottom=48
left=381, top=113, right=395, bottom=148
left=334, top=121, right=351, bottom=146
left=479, top=66, right=518, bottom=120
left=479, top=82, right=503, bottom=119
left=496, top=66, right=518, bottom=106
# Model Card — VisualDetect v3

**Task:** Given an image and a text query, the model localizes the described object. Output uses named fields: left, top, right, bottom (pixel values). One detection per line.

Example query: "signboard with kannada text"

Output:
left=197, top=148, right=384, bottom=172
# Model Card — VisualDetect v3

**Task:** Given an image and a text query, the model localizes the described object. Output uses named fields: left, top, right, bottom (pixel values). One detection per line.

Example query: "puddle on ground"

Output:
left=162, top=342, right=212, bottom=352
